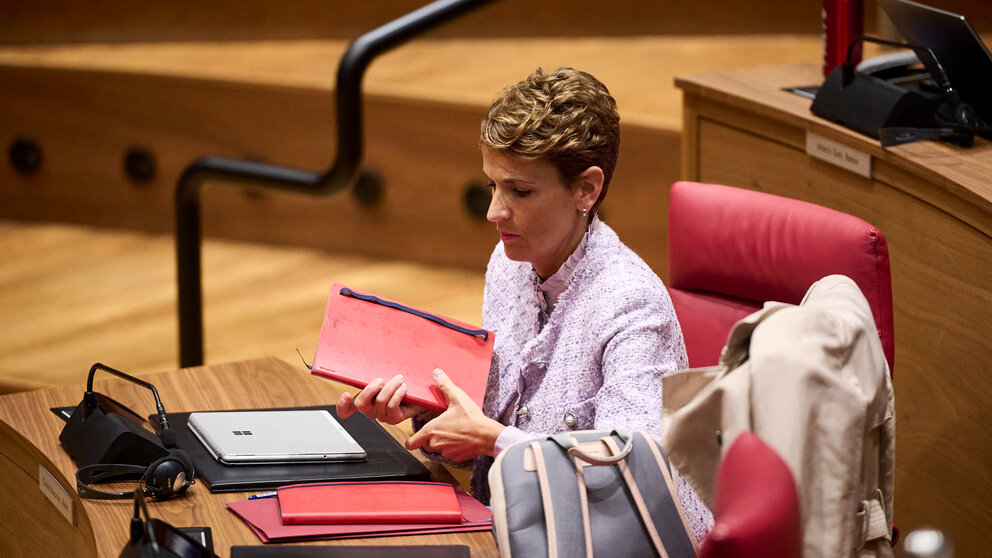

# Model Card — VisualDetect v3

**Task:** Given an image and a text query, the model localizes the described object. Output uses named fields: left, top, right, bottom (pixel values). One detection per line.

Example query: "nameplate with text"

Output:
left=805, top=132, right=873, bottom=178
left=39, top=464, right=75, bottom=526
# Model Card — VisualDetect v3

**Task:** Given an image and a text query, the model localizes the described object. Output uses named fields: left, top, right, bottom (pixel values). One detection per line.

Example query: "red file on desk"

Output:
left=311, top=284, right=493, bottom=412
left=227, top=487, right=492, bottom=543
left=277, top=481, right=464, bottom=525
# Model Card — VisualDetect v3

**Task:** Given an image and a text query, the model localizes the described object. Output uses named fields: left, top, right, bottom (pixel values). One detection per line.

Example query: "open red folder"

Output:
left=277, top=481, right=462, bottom=525
left=227, top=487, right=492, bottom=543
left=311, top=284, right=493, bottom=412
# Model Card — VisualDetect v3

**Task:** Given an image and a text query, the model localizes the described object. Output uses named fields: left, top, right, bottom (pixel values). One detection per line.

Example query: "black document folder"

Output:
left=156, top=405, right=430, bottom=492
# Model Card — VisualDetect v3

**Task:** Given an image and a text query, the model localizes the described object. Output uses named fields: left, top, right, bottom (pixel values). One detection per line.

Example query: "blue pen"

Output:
left=248, top=491, right=278, bottom=500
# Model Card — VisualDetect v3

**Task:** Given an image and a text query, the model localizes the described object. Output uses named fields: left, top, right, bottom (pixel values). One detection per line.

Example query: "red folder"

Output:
left=227, top=487, right=493, bottom=543
left=277, top=481, right=462, bottom=525
left=312, top=284, right=493, bottom=412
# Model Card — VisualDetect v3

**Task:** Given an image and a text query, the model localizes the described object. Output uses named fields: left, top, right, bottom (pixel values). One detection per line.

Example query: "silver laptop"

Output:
left=187, top=410, right=366, bottom=465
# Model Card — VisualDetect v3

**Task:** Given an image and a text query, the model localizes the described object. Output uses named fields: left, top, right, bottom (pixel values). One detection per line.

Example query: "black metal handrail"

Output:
left=176, top=0, right=495, bottom=367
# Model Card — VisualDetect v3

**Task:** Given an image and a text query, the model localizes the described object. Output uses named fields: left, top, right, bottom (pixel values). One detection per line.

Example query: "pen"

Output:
left=248, top=491, right=278, bottom=500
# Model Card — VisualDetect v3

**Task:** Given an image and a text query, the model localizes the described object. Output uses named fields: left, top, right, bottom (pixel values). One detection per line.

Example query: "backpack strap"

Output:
left=530, top=441, right=559, bottom=558
left=644, top=434, right=702, bottom=555
left=602, top=436, right=670, bottom=558
left=571, top=453, right=594, bottom=558
left=855, top=488, right=892, bottom=549
left=551, top=429, right=633, bottom=465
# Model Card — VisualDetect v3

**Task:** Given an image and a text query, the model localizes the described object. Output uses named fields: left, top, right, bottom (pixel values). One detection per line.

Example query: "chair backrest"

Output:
left=699, top=430, right=802, bottom=558
left=668, top=181, right=894, bottom=372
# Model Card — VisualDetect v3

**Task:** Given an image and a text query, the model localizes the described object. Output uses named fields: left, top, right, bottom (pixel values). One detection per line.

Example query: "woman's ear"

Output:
left=574, top=166, right=604, bottom=212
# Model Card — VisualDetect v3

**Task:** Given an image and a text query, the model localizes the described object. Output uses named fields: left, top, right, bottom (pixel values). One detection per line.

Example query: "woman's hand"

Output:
left=406, top=369, right=505, bottom=462
left=336, top=374, right=423, bottom=424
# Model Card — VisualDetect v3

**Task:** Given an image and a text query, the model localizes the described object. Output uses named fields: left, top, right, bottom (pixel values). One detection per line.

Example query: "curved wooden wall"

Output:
left=2, top=0, right=835, bottom=44
left=0, top=37, right=825, bottom=272
left=4, top=0, right=990, bottom=45
left=0, top=419, right=97, bottom=557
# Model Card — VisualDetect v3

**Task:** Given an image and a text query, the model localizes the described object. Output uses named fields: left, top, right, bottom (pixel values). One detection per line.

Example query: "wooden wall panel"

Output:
left=0, top=0, right=833, bottom=44
left=0, top=64, right=679, bottom=273
left=0, top=420, right=96, bottom=557
left=3, top=0, right=990, bottom=45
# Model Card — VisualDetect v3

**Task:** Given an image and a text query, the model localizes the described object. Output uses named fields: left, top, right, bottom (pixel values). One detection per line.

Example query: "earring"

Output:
left=582, top=202, right=591, bottom=216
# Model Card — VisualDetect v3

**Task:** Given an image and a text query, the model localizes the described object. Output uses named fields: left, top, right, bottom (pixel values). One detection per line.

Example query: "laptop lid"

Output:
left=880, top=0, right=992, bottom=122
left=187, top=410, right=366, bottom=465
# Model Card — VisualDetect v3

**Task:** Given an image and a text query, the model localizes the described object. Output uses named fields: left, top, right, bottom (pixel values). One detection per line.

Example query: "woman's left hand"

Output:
left=406, top=368, right=505, bottom=462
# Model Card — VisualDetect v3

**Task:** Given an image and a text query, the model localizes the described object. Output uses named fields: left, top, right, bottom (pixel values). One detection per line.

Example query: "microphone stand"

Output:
left=86, top=363, right=175, bottom=447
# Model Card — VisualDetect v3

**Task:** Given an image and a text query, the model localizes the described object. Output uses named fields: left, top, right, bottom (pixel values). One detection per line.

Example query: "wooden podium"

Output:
left=677, top=62, right=992, bottom=558
left=0, top=357, right=498, bottom=557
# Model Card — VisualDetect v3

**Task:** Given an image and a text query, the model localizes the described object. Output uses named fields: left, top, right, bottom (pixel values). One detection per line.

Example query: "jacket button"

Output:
left=563, top=412, right=578, bottom=428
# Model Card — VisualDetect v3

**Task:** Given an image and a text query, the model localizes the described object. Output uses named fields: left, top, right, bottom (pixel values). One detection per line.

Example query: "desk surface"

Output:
left=0, top=357, right=498, bottom=557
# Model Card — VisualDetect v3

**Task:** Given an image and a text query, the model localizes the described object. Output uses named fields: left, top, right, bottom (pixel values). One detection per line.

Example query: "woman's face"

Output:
left=483, top=147, right=597, bottom=279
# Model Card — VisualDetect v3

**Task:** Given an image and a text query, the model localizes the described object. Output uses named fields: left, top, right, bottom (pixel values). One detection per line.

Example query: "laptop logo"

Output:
left=232, top=430, right=253, bottom=436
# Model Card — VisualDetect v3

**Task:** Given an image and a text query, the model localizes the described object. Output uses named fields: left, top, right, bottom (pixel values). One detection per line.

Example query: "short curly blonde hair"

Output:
left=480, top=67, right=620, bottom=211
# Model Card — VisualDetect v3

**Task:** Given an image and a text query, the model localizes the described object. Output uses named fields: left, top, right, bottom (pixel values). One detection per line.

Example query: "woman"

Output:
left=337, top=67, right=712, bottom=540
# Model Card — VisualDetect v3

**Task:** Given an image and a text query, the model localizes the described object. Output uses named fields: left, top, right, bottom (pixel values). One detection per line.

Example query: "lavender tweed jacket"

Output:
left=473, top=218, right=713, bottom=541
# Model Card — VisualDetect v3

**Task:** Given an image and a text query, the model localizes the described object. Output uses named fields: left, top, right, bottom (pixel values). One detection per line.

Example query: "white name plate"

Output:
left=39, top=463, right=75, bottom=526
left=806, top=132, right=873, bottom=178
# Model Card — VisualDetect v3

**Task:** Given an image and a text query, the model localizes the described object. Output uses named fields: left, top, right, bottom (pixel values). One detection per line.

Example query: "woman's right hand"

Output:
left=336, top=374, right=423, bottom=424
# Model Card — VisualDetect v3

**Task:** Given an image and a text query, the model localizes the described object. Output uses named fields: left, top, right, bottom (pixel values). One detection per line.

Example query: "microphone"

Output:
left=840, top=35, right=953, bottom=95
left=65, top=363, right=196, bottom=501
left=85, top=363, right=177, bottom=448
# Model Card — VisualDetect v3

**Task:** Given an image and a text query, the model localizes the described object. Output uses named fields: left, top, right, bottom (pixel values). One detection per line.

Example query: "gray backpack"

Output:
left=488, top=430, right=699, bottom=558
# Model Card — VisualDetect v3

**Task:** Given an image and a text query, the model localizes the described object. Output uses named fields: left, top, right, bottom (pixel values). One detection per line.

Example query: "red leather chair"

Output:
left=668, top=181, right=894, bottom=372
left=700, top=431, right=802, bottom=558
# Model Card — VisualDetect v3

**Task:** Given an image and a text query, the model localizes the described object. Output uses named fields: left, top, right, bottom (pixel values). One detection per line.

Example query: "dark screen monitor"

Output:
left=881, top=0, right=992, bottom=123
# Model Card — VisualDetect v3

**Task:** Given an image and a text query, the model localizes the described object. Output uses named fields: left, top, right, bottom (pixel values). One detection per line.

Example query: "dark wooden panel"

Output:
left=0, top=0, right=834, bottom=44
left=3, top=0, right=989, bottom=45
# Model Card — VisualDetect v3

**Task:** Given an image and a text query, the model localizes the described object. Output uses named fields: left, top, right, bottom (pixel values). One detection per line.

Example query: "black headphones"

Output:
left=73, top=364, right=195, bottom=501
left=930, top=97, right=984, bottom=146
left=76, top=449, right=194, bottom=501
left=880, top=94, right=984, bottom=147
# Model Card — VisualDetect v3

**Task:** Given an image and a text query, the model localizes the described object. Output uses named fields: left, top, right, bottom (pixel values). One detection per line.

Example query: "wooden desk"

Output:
left=0, top=357, right=498, bottom=557
left=677, top=63, right=992, bottom=558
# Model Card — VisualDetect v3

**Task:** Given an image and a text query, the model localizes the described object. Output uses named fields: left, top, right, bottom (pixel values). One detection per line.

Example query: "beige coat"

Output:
left=662, top=275, right=895, bottom=558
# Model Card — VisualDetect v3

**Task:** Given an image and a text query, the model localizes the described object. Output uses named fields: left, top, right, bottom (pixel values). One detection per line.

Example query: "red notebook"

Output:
left=277, top=481, right=463, bottom=525
left=227, top=487, right=492, bottom=543
left=311, top=284, right=493, bottom=412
